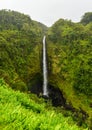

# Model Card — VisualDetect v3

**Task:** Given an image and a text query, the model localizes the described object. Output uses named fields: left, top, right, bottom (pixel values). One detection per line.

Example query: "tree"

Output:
left=81, top=12, right=92, bottom=25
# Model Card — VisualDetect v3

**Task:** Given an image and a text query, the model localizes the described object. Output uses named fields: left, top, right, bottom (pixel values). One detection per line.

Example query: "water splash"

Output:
left=43, top=36, right=48, bottom=96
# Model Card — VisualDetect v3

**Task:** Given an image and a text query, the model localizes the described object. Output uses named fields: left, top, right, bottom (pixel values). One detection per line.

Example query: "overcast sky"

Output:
left=0, top=0, right=92, bottom=26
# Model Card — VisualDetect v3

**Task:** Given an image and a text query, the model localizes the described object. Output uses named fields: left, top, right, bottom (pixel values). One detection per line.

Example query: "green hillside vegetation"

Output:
left=47, top=18, right=92, bottom=128
left=81, top=12, right=92, bottom=25
left=0, top=79, right=87, bottom=130
left=0, top=9, right=92, bottom=129
left=0, top=9, right=47, bottom=91
left=47, top=18, right=92, bottom=95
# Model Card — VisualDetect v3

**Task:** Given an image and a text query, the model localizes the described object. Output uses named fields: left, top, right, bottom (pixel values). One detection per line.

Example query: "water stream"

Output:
left=43, top=36, right=48, bottom=96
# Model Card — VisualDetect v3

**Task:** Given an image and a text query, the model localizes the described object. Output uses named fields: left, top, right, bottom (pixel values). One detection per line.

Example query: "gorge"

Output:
left=0, top=10, right=92, bottom=129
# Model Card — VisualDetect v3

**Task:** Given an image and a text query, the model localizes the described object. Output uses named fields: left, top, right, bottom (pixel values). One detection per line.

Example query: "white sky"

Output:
left=0, top=0, right=92, bottom=26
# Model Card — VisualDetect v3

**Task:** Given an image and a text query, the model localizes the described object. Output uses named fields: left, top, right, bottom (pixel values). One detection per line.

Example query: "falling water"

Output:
left=43, top=36, right=48, bottom=96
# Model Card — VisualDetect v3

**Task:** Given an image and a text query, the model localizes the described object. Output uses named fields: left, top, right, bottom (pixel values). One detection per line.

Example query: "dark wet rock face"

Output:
left=48, top=85, right=66, bottom=107
left=30, top=81, right=66, bottom=107
left=30, top=82, right=89, bottom=127
left=30, top=83, right=42, bottom=96
left=28, top=74, right=43, bottom=96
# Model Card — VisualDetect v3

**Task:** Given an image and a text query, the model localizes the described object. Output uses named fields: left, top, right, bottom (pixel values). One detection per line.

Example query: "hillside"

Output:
left=47, top=18, right=92, bottom=95
left=0, top=10, right=92, bottom=129
left=47, top=18, right=92, bottom=128
left=0, top=78, right=87, bottom=130
left=0, top=9, right=48, bottom=92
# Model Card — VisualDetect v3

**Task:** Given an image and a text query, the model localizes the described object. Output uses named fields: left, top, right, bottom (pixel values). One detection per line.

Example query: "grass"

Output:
left=0, top=79, right=88, bottom=130
left=49, top=76, right=92, bottom=128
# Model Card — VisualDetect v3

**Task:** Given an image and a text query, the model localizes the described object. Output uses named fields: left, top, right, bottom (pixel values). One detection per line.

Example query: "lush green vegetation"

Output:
left=0, top=78, right=88, bottom=130
left=0, top=9, right=47, bottom=91
left=47, top=17, right=92, bottom=129
left=81, top=12, right=92, bottom=25
left=0, top=9, right=92, bottom=129
left=47, top=18, right=92, bottom=96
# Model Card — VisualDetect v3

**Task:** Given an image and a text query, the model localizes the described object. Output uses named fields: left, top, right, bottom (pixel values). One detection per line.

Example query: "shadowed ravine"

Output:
left=26, top=35, right=89, bottom=128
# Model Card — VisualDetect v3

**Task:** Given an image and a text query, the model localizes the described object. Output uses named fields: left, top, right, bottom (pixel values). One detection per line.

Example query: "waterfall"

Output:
left=43, top=36, right=48, bottom=96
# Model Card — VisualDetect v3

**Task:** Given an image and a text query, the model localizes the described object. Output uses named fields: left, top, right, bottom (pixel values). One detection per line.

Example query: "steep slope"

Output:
left=0, top=9, right=92, bottom=129
left=0, top=78, right=87, bottom=130
left=0, top=9, right=48, bottom=91
left=47, top=19, right=92, bottom=128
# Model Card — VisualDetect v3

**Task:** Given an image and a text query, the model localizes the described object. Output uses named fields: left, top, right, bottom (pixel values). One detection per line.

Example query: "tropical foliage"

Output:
left=0, top=9, right=47, bottom=91
left=81, top=12, right=92, bottom=25
left=0, top=9, right=92, bottom=129
left=47, top=18, right=92, bottom=96
left=47, top=18, right=92, bottom=129
left=0, top=79, right=87, bottom=130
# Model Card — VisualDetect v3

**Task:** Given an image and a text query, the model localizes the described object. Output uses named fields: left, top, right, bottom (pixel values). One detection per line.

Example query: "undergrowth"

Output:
left=0, top=79, right=88, bottom=130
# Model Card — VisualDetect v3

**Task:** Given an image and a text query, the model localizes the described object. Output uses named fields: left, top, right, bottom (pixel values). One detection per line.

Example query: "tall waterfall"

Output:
left=43, top=36, right=48, bottom=96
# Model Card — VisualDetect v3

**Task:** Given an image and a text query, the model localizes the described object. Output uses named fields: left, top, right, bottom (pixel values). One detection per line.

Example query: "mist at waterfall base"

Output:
left=42, top=36, right=48, bottom=97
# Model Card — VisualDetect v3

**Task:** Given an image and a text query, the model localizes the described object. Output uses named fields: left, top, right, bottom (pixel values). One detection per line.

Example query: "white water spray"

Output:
left=43, top=36, right=48, bottom=96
